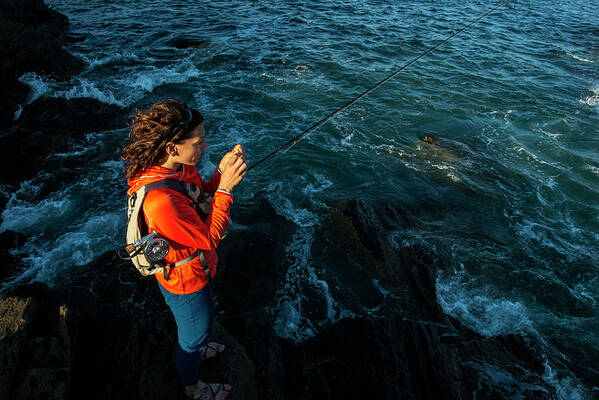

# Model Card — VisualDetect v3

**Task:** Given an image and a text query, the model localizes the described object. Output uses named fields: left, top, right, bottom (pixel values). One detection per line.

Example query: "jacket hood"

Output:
left=127, top=164, right=199, bottom=195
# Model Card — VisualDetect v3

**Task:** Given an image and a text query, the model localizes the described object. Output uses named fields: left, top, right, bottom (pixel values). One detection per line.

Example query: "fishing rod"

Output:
left=247, top=0, right=510, bottom=172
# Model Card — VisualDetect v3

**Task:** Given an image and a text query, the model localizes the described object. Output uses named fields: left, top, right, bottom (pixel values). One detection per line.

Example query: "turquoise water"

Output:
left=2, top=0, right=598, bottom=396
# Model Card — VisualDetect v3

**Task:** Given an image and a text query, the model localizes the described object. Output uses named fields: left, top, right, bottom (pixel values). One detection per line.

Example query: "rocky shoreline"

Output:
left=1, top=201, right=569, bottom=400
left=0, top=0, right=595, bottom=399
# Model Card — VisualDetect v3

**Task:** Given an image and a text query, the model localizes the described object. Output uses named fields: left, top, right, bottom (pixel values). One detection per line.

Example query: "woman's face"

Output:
left=173, top=123, right=207, bottom=165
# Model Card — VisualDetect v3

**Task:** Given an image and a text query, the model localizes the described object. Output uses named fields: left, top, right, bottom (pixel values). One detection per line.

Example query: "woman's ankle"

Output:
left=185, top=378, right=205, bottom=394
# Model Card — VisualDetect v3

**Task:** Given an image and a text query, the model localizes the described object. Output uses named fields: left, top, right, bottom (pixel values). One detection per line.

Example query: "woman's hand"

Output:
left=218, top=145, right=247, bottom=192
left=218, top=144, right=246, bottom=172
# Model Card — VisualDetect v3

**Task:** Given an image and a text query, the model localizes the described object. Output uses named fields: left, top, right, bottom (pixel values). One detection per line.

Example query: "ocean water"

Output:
left=2, top=0, right=598, bottom=397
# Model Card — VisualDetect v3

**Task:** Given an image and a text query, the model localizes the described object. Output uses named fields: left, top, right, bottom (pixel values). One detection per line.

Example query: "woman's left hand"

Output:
left=218, top=144, right=246, bottom=172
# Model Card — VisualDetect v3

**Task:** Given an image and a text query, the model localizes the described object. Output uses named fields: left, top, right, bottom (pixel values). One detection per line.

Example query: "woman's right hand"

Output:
left=218, top=153, right=247, bottom=192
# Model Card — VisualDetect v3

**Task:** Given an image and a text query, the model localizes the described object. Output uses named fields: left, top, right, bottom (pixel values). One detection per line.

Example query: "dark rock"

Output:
left=0, top=0, right=85, bottom=128
left=221, top=309, right=286, bottom=400
left=0, top=230, right=29, bottom=282
left=13, top=367, right=70, bottom=400
left=0, top=196, right=587, bottom=399
left=0, top=79, right=29, bottom=128
left=0, top=282, right=74, bottom=400
left=281, top=314, right=555, bottom=400
left=200, top=322, right=258, bottom=400
left=0, top=0, right=68, bottom=29
left=52, top=250, right=260, bottom=400
left=0, top=20, right=84, bottom=80
left=382, top=203, right=414, bottom=230
left=325, top=200, right=447, bottom=321
left=307, top=199, right=575, bottom=398
left=0, top=96, right=126, bottom=184
left=15, top=96, right=126, bottom=135
left=0, top=230, right=26, bottom=250
left=215, top=199, right=290, bottom=315
left=342, top=200, right=385, bottom=258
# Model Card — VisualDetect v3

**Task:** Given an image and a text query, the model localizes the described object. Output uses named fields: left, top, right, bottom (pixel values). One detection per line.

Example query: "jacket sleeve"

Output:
left=144, top=189, right=233, bottom=250
left=203, top=166, right=222, bottom=195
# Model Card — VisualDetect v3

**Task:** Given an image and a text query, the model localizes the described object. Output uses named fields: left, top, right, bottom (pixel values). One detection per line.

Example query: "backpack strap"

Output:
left=144, top=179, right=190, bottom=198
left=142, top=180, right=213, bottom=288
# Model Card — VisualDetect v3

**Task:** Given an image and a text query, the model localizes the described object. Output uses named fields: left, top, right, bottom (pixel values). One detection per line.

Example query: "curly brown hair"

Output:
left=122, top=99, right=204, bottom=180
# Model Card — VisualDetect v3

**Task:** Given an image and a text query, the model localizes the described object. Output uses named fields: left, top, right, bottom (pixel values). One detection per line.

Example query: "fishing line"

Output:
left=247, top=0, right=510, bottom=172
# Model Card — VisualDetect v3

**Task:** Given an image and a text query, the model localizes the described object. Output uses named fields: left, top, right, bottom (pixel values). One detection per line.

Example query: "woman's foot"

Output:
left=200, top=342, right=225, bottom=361
left=185, top=381, right=231, bottom=400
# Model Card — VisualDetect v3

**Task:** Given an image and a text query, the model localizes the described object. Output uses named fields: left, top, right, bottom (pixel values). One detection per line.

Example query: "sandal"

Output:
left=199, top=342, right=225, bottom=361
left=185, top=383, right=231, bottom=400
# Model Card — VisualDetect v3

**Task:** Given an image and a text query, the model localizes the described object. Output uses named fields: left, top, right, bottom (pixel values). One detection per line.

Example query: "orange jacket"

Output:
left=127, top=164, right=233, bottom=294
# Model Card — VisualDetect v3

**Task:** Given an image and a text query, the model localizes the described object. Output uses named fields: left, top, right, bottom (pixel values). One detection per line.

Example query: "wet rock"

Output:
left=0, top=197, right=586, bottom=399
left=0, top=96, right=126, bottom=184
left=309, top=199, right=569, bottom=398
left=0, top=230, right=29, bottom=283
left=326, top=200, right=447, bottom=321
left=342, top=200, right=385, bottom=258
left=53, top=250, right=261, bottom=400
left=0, top=0, right=85, bottom=128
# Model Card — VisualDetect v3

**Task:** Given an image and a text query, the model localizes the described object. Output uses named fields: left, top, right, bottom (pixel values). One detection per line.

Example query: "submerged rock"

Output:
left=166, top=36, right=210, bottom=49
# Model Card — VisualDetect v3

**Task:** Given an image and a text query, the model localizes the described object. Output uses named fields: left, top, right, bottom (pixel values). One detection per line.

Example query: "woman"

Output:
left=122, top=98, right=246, bottom=399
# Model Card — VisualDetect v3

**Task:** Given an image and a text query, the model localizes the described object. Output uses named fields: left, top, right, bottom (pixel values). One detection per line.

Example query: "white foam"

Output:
left=88, top=51, right=142, bottom=69
left=566, top=52, right=593, bottom=63
left=542, top=359, right=587, bottom=400
left=431, top=163, right=461, bottom=182
left=56, top=79, right=124, bottom=106
left=373, top=144, right=407, bottom=157
left=18, top=72, right=51, bottom=103
left=436, top=274, right=533, bottom=337
left=266, top=180, right=352, bottom=341
left=372, top=278, right=391, bottom=298
left=514, top=217, right=591, bottom=261
left=301, top=174, right=333, bottom=195
left=535, top=127, right=563, bottom=140
left=13, top=104, right=23, bottom=120
left=585, top=164, right=599, bottom=176
left=266, top=182, right=319, bottom=228
left=260, top=72, right=285, bottom=82
left=24, top=212, right=124, bottom=285
left=514, top=144, right=551, bottom=166
left=272, top=295, right=317, bottom=341
left=270, top=227, right=318, bottom=341
left=568, top=282, right=597, bottom=306
left=340, top=132, right=354, bottom=147
left=470, top=361, right=550, bottom=400
left=1, top=196, right=74, bottom=234
left=126, top=61, right=200, bottom=92
left=579, top=87, right=599, bottom=107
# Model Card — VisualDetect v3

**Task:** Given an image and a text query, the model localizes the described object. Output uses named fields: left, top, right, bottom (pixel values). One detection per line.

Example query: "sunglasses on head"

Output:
left=168, top=105, right=193, bottom=141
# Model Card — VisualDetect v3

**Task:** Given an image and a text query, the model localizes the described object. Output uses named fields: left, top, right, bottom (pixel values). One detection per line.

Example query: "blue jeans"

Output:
left=159, top=284, right=214, bottom=386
